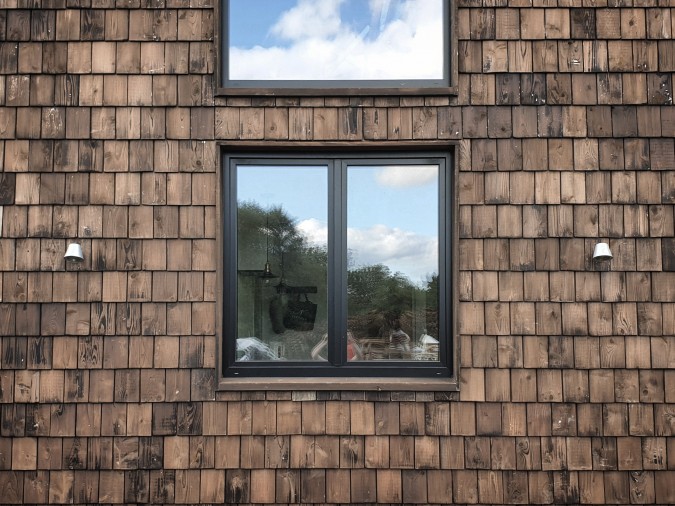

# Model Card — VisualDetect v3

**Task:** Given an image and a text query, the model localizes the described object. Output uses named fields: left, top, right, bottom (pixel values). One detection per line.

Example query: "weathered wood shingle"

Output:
left=0, top=2, right=674, bottom=504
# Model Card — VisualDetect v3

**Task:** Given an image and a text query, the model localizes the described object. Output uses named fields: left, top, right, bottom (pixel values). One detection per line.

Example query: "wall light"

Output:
left=64, top=242, right=84, bottom=262
left=592, top=242, right=613, bottom=261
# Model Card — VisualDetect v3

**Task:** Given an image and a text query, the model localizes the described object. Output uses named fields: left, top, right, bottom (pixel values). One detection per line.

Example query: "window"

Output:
left=221, top=151, right=455, bottom=378
left=220, top=0, right=453, bottom=93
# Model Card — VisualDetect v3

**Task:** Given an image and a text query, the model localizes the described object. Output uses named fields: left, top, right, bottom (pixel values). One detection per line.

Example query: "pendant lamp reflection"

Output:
left=261, top=260, right=276, bottom=279
left=261, top=214, right=278, bottom=279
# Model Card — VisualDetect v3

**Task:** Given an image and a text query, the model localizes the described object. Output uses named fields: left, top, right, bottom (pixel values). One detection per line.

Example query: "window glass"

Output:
left=347, top=165, right=439, bottom=361
left=224, top=0, right=449, bottom=89
left=236, top=165, right=328, bottom=361
left=223, top=153, right=453, bottom=378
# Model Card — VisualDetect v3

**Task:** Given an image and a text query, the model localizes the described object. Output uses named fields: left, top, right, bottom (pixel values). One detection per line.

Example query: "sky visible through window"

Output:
left=228, top=0, right=444, bottom=81
left=237, top=164, right=439, bottom=284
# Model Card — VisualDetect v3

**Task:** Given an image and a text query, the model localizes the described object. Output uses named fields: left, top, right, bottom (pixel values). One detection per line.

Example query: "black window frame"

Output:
left=220, top=149, right=456, bottom=379
left=217, top=0, right=457, bottom=96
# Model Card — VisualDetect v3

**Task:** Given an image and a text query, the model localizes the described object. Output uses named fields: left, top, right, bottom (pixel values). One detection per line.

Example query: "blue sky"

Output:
left=237, top=165, right=328, bottom=231
left=229, top=0, right=295, bottom=48
left=348, top=166, right=438, bottom=236
left=237, top=165, right=437, bottom=234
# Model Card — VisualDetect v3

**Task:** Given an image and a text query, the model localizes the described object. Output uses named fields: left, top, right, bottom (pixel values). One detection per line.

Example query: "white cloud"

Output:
left=229, top=0, right=444, bottom=81
left=374, top=165, right=438, bottom=188
left=297, top=218, right=328, bottom=246
left=348, top=225, right=438, bottom=284
left=270, top=0, right=345, bottom=40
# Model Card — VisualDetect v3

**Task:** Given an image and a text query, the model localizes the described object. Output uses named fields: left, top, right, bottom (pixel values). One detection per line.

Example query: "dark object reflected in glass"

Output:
left=283, top=293, right=318, bottom=331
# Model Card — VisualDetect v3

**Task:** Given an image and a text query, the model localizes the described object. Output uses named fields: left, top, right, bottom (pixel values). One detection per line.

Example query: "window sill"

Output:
left=218, top=376, right=459, bottom=392
left=215, top=86, right=459, bottom=97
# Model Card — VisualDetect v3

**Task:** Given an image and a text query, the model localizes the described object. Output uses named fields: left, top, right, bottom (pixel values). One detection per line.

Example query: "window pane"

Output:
left=347, top=165, right=440, bottom=361
left=228, top=0, right=445, bottom=83
left=236, top=166, right=328, bottom=361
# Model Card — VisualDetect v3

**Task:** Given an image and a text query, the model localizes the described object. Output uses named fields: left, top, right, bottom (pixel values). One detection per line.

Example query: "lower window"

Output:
left=221, top=150, right=454, bottom=378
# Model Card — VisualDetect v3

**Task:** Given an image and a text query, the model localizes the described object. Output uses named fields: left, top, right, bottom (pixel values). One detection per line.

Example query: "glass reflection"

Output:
left=347, top=165, right=440, bottom=361
left=228, top=0, right=445, bottom=81
left=236, top=166, right=328, bottom=361
left=235, top=163, right=440, bottom=363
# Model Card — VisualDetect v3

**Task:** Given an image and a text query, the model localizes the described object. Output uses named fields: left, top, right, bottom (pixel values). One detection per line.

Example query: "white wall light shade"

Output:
left=592, top=242, right=613, bottom=261
left=64, top=243, right=84, bottom=262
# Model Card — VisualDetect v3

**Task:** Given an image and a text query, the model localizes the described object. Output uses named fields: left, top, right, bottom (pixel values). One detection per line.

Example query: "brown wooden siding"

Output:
left=0, top=1, right=674, bottom=504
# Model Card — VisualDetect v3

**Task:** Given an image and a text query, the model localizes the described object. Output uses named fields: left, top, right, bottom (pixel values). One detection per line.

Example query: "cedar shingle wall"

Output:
left=0, top=1, right=674, bottom=505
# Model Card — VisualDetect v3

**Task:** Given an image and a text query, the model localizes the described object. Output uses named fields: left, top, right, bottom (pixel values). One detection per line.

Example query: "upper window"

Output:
left=220, top=0, right=452, bottom=93
left=221, top=151, right=455, bottom=378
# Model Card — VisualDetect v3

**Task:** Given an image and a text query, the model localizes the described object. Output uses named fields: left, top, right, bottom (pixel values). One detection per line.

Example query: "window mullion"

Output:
left=328, top=159, right=347, bottom=366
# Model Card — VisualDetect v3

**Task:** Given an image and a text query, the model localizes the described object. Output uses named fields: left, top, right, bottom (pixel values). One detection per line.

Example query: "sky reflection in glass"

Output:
left=237, top=164, right=438, bottom=283
left=228, top=0, right=445, bottom=81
